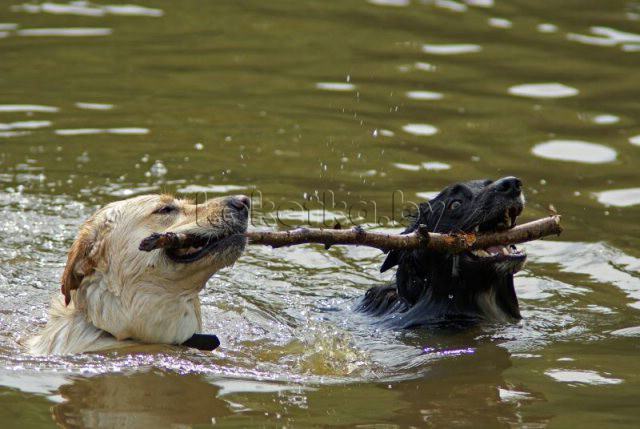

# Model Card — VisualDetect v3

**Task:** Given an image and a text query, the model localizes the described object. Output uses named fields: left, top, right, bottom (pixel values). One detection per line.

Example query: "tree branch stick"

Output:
left=245, top=216, right=562, bottom=253
left=140, top=215, right=562, bottom=254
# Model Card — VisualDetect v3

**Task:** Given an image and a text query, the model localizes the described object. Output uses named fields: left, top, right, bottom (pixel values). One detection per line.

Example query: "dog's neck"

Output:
left=74, top=272, right=203, bottom=345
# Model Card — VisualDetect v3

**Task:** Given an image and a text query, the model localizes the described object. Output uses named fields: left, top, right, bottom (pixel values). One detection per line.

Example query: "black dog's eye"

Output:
left=153, top=205, right=178, bottom=215
left=449, top=200, right=462, bottom=210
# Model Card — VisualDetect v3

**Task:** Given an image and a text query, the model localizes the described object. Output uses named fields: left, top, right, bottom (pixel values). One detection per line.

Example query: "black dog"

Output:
left=358, top=177, right=526, bottom=328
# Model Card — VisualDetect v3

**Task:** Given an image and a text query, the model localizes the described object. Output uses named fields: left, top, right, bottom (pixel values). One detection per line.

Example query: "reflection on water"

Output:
left=545, top=369, right=623, bottom=386
left=567, top=26, right=640, bottom=51
left=11, top=2, right=163, bottom=18
left=487, top=17, right=512, bottom=29
left=74, top=102, right=114, bottom=110
left=532, top=140, right=617, bottom=164
left=590, top=114, right=620, bottom=125
left=54, top=128, right=149, bottom=136
left=1, top=0, right=640, bottom=426
left=402, top=123, right=439, bottom=136
left=594, top=188, right=640, bottom=208
left=405, top=90, right=443, bottom=100
left=16, top=27, right=112, bottom=37
left=421, top=43, right=482, bottom=55
left=508, top=83, right=579, bottom=98
left=315, top=82, right=356, bottom=91
left=0, top=120, right=51, bottom=130
left=0, top=104, right=58, bottom=112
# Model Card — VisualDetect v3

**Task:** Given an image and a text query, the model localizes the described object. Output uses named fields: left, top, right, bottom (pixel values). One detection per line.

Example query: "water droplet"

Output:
left=149, top=160, right=167, bottom=177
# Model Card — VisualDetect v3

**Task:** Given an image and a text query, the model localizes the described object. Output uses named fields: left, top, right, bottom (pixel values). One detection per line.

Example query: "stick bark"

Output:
left=140, top=215, right=562, bottom=254
left=245, top=215, right=562, bottom=253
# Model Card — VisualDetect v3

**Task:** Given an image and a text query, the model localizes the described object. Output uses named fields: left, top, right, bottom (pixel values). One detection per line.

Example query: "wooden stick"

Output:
left=246, top=215, right=562, bottom=252
left=139, top=232, right=198, bottom=252
left=139, top=215, right=562, bottom=254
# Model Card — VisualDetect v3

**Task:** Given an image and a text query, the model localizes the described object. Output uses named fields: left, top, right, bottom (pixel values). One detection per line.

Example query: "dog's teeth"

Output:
left=473, top=249, right=490, bottom=257
left=474, top=226, right=479, bottom=233
left=502, top=247, right=510, bottom=256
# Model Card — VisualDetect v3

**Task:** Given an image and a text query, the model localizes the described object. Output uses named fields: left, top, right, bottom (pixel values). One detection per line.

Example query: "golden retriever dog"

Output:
left=28, top=193, right=250, bottom=355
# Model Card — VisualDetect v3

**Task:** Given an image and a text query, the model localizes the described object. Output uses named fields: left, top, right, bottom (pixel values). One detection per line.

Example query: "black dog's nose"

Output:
left=226, top=195, right=251, bottom=212
left=495, top=176, right=522, bottom=196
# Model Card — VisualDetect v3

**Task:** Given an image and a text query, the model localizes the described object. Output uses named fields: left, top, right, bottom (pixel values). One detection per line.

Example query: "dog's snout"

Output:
left=495, top=176, right=522, bottom=196
left=226, top=195, right=251, bottom=212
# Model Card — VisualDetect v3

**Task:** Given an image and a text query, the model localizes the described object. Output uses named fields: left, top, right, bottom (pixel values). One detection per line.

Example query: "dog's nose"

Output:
left=226, top=195, right=251, bottom=212
left=495, top=176, right=522, bottom=196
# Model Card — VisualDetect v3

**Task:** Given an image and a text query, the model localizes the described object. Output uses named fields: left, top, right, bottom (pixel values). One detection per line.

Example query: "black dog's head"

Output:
left=380, top=177, right=526, bottom=324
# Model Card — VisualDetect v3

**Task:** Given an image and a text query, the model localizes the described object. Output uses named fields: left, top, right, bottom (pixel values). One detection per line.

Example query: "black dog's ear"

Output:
left=381, top=203, right=425, bottom=273
left=381, top=250, right=401, bottom=273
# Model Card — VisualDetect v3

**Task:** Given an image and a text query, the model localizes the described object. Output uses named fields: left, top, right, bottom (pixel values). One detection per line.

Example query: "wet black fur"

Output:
left=357, top=177, right=526, bottom=328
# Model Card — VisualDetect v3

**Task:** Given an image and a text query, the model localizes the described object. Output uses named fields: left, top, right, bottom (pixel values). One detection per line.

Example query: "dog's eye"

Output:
left=153, top=205, right=178, bottom=215
left=449, top=200, right=462, bottom=210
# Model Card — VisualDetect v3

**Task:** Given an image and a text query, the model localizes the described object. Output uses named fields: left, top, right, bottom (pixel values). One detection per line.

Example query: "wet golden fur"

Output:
left=28, top=194, right=247, bottom=355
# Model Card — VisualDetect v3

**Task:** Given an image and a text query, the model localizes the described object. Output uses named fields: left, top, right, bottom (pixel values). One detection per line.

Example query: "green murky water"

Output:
left=1, top=0, right=640, bottom=427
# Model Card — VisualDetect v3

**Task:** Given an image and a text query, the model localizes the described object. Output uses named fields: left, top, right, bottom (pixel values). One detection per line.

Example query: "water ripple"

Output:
left=594, top=188, right=640, bottom=207
left=402, top=123, right=439, bottom=136
left=75, top=102, right=114, bottom=110
left=315, top=82, right=356, bottom=91
left=17, top=28, right=112, bottom=37
left=54, top=127, right=149, bottom=136
left=0, top=120, right=51, bottom=130
left=508, top=83, right=578, bottom=98
left=532, top=140, right=616, bottom=164
left=0, top=104, right=59, bottom=113
left=567, top=26, right=640, bottom=49
left=367, top=0, right=410, bottom=6
left=406, top=90, right=443, bottom=100
left=12, top=2, right=163, bottom=18
left=422, top=43, right=482, bottom=55
left=545, top=369, right=623, bottom=385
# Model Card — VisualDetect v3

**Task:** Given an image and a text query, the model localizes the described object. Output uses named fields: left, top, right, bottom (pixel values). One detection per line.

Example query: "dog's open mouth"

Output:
left=476, top=205, right=523, bottom=233
left=165, top=233, right=244, bottom=263
left=469, top=205, right=526, bottom=262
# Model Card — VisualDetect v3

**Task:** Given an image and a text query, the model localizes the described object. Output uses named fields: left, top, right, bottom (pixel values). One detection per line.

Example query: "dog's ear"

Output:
left=61, top=222, right=101, bottom=305
left=382, top=203, right=428, bottom=273
left=380, top=250, right=401, bottom=273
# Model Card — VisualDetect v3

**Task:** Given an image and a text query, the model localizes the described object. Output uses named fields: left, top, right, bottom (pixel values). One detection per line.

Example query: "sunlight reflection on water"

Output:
left=532, top=140, right=617, bottom=164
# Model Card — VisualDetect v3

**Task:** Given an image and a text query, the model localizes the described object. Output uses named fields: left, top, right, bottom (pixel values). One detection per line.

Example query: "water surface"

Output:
left=1, top=0, right=640, bottom=427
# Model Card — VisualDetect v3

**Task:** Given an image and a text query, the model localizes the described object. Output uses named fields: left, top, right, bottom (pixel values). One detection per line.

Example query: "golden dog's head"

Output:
left=62, top=194, right=249, bottom=303
left=59, top=194, right=249, bottom=343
